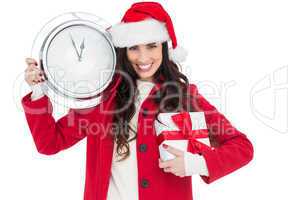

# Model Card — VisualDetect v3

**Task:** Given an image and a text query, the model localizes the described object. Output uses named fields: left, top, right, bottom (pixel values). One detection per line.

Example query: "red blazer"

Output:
left=21, top=77, right=253, bottom=200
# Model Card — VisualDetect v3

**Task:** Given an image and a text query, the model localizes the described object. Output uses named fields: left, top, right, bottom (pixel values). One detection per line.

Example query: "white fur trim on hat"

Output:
left=108, top=19, right=170, bottom=48
left=169, top=46, right=188, bottom=63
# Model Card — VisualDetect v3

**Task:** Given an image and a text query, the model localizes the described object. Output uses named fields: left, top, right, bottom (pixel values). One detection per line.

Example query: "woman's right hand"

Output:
left=25, top=58, right=45, bottom=86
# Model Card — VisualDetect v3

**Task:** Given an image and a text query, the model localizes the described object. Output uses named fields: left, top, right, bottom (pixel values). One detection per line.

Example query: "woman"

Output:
left=22, top=2, right=253, bottom=200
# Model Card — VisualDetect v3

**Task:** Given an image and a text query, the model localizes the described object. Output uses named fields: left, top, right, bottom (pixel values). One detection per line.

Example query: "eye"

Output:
left=128, top=46, right=138, bottom=51
left=147, top=44, right=157, bottom=49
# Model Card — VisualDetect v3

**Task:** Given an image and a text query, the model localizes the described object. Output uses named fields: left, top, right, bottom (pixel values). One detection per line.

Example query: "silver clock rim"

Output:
left=41, top=20, right=116, bottom=99
left=31, top=12, right=116, bottom=109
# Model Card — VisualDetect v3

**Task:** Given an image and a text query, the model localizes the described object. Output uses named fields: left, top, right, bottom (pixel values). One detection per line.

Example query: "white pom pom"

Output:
left=169, top=46, right=188, bottom=63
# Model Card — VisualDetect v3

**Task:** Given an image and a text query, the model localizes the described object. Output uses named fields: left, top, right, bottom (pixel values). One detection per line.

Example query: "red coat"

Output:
left=21, top=77, right=253, bottom=200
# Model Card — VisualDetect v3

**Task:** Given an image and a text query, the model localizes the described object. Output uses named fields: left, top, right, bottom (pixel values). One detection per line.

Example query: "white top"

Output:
left=30, top=80, right=209, bottom=200
left=107, top=79, right=155, bottom=200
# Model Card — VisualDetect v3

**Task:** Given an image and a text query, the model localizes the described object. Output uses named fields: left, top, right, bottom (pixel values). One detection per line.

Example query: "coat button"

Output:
left=139, top=144, right=147, bottom=152
left=142, top=108, right=148, bottom=117
left=141, top=179, right=149, bottom=188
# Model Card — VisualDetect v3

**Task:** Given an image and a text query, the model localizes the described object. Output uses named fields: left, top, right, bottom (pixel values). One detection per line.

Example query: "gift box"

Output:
left=154, top=111, right=211, bottom=161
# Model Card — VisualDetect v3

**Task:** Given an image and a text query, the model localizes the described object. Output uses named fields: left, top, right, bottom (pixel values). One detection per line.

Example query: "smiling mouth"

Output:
left=137, top=63, right=153, bottom=71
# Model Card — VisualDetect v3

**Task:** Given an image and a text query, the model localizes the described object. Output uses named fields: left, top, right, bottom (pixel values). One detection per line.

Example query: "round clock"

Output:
left=31, top=12, right=116, bottom=109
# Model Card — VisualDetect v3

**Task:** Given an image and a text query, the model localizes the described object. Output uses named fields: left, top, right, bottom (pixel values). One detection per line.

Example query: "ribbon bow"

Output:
left=157, top=111, right=210, bottom=154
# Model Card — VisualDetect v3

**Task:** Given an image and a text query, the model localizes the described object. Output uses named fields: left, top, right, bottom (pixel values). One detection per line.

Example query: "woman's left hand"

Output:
left=158, top=144, right=186, bottom=178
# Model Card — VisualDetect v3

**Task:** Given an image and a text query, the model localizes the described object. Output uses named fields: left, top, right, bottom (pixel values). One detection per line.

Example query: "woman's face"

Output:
left=126, top=42, right=163, bottom=81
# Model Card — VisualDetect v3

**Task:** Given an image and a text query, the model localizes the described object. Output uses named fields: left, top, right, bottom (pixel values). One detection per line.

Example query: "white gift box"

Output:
left=154, top=112, right=210, bottom=161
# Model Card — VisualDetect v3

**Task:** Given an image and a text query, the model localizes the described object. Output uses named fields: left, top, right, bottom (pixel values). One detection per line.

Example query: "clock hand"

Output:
left=69, top=32, right=81, bottom=60
left=79, top=38, right=85, bottom=61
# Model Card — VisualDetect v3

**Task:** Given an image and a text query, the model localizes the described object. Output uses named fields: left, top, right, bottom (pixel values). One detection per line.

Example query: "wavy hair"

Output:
left=113, top=42, right=196, bottom=161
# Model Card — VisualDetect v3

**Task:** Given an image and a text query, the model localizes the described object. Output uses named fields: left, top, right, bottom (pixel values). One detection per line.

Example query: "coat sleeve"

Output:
left=189, top=84, right=254, bottom=184
left=21, top=92, right=87, bottom=155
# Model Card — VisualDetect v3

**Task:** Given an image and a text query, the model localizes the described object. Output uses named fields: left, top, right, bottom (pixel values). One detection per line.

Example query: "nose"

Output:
left=137, top=48, right=151, bottom=64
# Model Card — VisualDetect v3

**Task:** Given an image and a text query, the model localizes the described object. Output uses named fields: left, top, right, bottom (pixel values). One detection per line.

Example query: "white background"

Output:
left=1, top=0, right=299, bottom=199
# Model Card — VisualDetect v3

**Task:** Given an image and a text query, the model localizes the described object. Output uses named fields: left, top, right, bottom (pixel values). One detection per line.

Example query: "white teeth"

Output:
left=138, top=64, right=152, bottom=70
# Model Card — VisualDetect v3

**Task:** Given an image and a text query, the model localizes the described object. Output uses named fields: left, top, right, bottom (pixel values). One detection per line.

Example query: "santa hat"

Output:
left=108, top=2, right=187, bottom=63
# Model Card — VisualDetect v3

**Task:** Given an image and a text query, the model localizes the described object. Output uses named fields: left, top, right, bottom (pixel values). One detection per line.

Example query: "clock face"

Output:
left=32, top=12, right=115, bottom=108
left=44, top=24, right=115, bottom=98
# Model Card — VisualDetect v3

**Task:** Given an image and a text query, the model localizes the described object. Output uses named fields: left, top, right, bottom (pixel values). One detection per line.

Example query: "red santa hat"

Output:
left=108, top=2, right=187, bottom=63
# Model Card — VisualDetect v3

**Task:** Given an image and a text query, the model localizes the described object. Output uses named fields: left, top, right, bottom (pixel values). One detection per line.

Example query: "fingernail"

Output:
left=162, top=144, right=168, bottom=149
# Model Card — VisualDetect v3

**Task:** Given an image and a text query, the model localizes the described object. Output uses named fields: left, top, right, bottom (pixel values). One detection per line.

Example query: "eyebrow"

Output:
left=146, top=42, right=157, bottom=46
left=128, top=43, right=157, bottom=49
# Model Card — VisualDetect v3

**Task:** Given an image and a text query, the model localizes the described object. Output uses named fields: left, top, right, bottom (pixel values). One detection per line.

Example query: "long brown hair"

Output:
left=113, top=42, right=196, bottom=161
